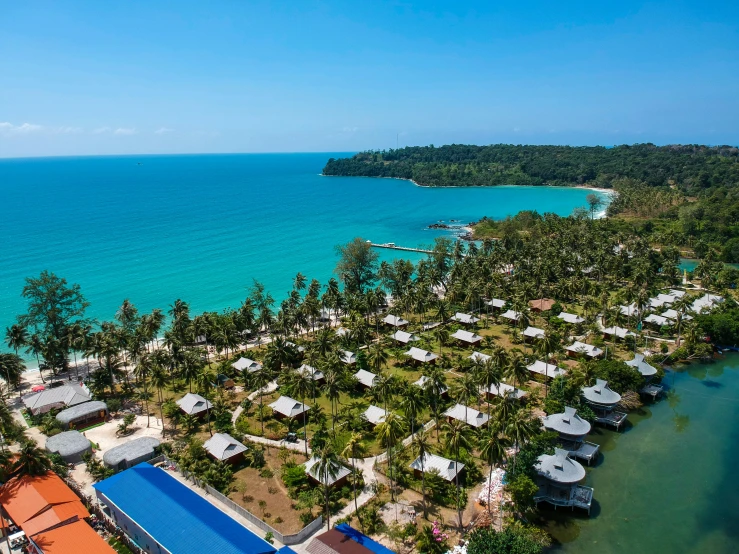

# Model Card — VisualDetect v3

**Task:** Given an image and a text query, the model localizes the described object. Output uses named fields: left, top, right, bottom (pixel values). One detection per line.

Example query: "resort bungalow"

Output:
left=451, top=312, right=480, bottom=326
left=103, top=437, right=161, bottom=471
left=582, top=379, right=627, bottom=430
left=176, top=393, right=212, bottom=417
left=340, top=350, right=357, bottom=365
left=94, top=464, right=278, bottom=554
left=45, top=430, right=92, bottom=463
left=557, top=312, right=585, bottom=325
left=649, top=294, right=675, bottom=309
left=485, top=383, right=527, bottom=401
left=404, top=347, right=438, bottom=365
left=661, top=309, right=692, bottom=322
left=692, top=293, right=724, bottom=313
left=391, top=330, right=419, bottom=344
left=232, top=357, right=262, bottom=373
left=543, top=407, right=599, bottom=465
left=469, top=351, right=491, bottom=363
left=527, top=360, right=567, bottom=380
left=55, top=400, right=108, bottom=430
left=451, top=329, right=482, bottom=346
left=410, top=452, right=464, bottom=482
left=304, top=456, right=351, bottom=488
left=619, top=303, right=639, bottom=317
left=22, top=385, right=91, bottom=416
left=643, top=314, right=670, bottom=328
left=500, top=309, right=521, bottom=323
left=268, top=395, right=310, bottom=420
left=523, top=326, right=546, bottom=341
left=565, top=341, right=603, bottom=359
left=486, top=298, right=507, bottom=311
left=602, top=326, right=636, bottom=341
left=413, top=375, right=448, bottom=397
left=298, top=364, right=325, bottom=383
left=204, top=433, right=248, bottom=464
left=533, top=448, right=593, bottom=514
left=529, top=298, right=556, bottom=313
left=335, top=326, right=350, bottom=338
left=354, top=369, right=378, bottom=389
left=215, top=374, right=235, bottom=389
left=383, top=314, right=410, bottom=328
left=444, top=403, right=490, bottom=428
left=362, top=405, right=387, bottom=427
left=626, top=354, right=663, bottom=399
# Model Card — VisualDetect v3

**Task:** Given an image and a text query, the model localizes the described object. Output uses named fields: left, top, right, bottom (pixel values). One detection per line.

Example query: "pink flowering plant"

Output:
left=431, top=521, right=449, bottom=542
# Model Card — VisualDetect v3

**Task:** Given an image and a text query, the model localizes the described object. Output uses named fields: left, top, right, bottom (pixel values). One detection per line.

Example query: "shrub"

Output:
left=259, top=467, right=274, bottom=478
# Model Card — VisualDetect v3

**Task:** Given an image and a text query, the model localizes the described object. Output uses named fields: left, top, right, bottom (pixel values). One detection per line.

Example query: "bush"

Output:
left=281, top=465, right=308, bottom=490
left=466, top=526, right=546, bottom=554
left=107, top=398, right=122, bottom=413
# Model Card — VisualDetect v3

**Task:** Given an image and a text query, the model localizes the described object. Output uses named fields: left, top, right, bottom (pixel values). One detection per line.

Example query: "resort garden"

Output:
left=3, top=212, right=738, bottom=552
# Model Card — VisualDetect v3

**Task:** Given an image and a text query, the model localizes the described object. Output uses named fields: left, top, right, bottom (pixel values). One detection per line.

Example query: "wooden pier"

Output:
left=368, top=242, right=433, bottom=254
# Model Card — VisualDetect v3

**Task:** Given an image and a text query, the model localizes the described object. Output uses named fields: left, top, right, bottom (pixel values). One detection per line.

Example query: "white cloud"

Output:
left=52, top=126, right=83, bottom=134
left=113, top=127, right=137, bottom=136
left=0, top=122, right=43, bottom=135
left=92, top=127, right=111, bottom=134
left=154, top=127, right=174, bottom=134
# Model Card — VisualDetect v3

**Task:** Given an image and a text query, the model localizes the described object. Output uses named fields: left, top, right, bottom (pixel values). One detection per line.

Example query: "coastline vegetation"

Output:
left=4, top=208, right=739, bottom=551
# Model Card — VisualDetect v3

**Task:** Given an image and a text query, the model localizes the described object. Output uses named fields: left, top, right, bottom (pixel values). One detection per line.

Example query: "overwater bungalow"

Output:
left=485, top=382, right=527, bottom=401
left=404, top=346, right=438, bottom=365
left=297, top=364, right=325, bottom=383
left=232, top=357, right=262, bottom=373
left=362, top=405, right=387, bottom=427
left=444, top=403, right=490, bottom=428
left=557, top=312, right=584, bottom=325
left=626, top=354, right=664, bottom=399
left=410, top=452, right=464, bottom=482
left=534, top=448, right=593, bottom=514
left=413, top=375, right=448, bottom=396
left=451, top=329, right=482, bottom=346
left=451, top=312, right=480, bottom=325
left=340, top=350, right=357, bottom=365
left=383, top=314, right=410, bottom=328
left=543, top=407, right=599, bottom=465
left=527, top=360, right=567, bottom=380
left=354, top=368, right=378, bottom=389
left=391, top=330, right=419, bottom=344
left=582, top=379, right=627, bottom=430
left=500, top=309, right=521, bottom=323
left=268, top=395, right=310, bottom=420
left=565, top=341, right=604, bottom=359
left=523, top=326, right=546, bottom=341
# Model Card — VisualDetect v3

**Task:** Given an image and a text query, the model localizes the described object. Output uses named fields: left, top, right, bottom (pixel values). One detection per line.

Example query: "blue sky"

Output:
left=1, top=0, right=738, bottom=157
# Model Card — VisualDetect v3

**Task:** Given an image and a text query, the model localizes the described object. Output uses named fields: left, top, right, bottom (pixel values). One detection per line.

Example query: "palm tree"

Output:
left=478, top=426, right=508, bottom=519
left=505, top=408, right=539, bottom=475
left=150, top=365, right=169, bottom=437
left=375, top=412, right=406, bottom=503
left=12, top=441, right=51, bottom=477
left=5, top=324, right=28, bottom=359
left=506, top=351, right=529, bottom=390
left=443, top=419, right=471, bottom=529
left=410, top=429, right=432, bottom=519
left=341, top=433, right=366, bottom=530
left=291, top=369, right=314, bottom=455
left=399, top=385, right=426, bottom=435
left=314, top=445, right=340, bottom=530
left=433, top=327, right=449, bottom=358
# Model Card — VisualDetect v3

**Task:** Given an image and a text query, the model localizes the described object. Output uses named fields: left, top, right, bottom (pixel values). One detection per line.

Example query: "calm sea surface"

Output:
left=545, top=354, right=739, bottom=554
left=0, top=153, right=599, bottom=334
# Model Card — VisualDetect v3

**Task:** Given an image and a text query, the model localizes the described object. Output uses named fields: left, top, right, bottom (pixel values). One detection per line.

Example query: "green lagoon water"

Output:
left=545, top=354, right=739, bottom=554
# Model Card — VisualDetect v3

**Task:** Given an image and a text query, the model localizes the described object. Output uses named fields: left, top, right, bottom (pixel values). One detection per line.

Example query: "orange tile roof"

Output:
left=0, top=472, right=89, bottom=536
left=30, top=519, right=116, bottom=554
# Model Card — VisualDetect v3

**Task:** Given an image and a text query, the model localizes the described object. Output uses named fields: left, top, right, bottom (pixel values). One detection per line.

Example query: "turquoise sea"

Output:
left=0, top=153, right=600, bottom=348
left=545, top=354, right=739, bottom=554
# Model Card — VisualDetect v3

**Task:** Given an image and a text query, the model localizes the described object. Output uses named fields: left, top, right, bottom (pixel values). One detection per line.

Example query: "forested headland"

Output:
left=324, top=144, right=739, bottom=262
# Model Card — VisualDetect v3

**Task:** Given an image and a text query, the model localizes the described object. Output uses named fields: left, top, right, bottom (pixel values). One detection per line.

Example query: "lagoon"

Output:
left=0, top=153, right=601, bottom=345
left=545, top=354, right=739, bottom=554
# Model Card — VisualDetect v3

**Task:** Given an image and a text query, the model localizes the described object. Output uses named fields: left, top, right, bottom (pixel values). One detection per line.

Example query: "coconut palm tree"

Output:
left=12, top=441, right=51, bottom=477
left=505, top=408, right=539, bottom=475
left=290, top=369, right=314, bottom=455
left=5, top=324, right=28, bottom=360
left=410, top=429, right=432, bottom=519
left=375, top=411, right=406, bottom=502
left=478, top=425, right=508, bottom=519
left=506, top=351, right=529, bottom=390
left=443, top=419, right=471, bottom=529
left=341, top=433, right=366, bottom=529
left=150, top=365, right=169, bottom=437
left=314, top=445, right=340, bottom=530
left=399, top=385, right=426, bottom=436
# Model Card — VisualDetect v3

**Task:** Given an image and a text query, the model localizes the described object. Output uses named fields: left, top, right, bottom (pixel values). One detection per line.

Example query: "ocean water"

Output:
left=545, top=354, right=739, bottom=554
left=0, top=153, right=600, bottom=339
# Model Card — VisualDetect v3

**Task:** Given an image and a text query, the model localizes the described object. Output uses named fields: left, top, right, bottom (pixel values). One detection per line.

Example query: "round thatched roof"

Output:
left=56, top=401, right=108, bottom=425
left=45, top=430, right=92, bottom=459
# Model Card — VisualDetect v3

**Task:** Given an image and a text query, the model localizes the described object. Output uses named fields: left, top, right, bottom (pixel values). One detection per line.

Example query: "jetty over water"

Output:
left=368, top=242, right=433, bottom=254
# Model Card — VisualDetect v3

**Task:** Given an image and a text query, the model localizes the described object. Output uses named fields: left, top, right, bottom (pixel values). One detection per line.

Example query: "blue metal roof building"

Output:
left=334, top=524, right=395, bottom=554
left=93, top=463, right=276, bottom=554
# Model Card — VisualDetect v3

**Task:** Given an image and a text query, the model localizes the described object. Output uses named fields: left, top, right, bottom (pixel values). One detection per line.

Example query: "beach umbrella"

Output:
left=31, top=385, right=45, bottom=392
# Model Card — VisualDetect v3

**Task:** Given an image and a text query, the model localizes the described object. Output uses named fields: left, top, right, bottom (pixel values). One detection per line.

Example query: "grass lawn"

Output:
left=108, top=536, right=135, bottom=554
